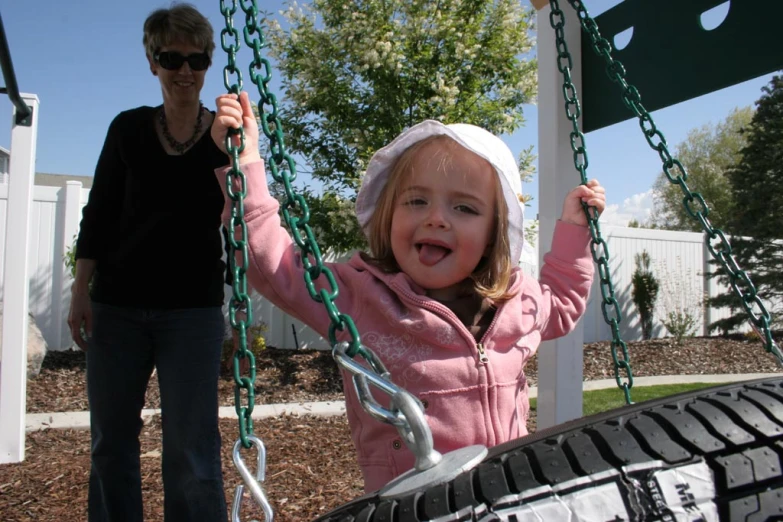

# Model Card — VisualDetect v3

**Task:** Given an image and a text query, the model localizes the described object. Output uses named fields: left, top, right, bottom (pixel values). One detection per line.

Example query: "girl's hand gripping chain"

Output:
left=211, top=91, right=262, bottom=165
left=560, top=179, right=606, bottom=227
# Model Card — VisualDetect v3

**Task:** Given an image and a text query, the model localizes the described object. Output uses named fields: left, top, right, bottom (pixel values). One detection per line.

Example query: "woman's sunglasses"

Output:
left=154, top=51, right=211, bottom=71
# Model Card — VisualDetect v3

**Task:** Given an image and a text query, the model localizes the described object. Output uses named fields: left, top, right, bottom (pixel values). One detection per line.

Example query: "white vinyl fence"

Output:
left=0, top=182, right=775, bottom=352
left=581, top=226, right=746, bottom=343
left=0, top=182, right=88, bottom=351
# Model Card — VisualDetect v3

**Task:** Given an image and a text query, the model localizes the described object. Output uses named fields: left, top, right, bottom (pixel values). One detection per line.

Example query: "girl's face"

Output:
left=390, top=140, right=498, bottom=301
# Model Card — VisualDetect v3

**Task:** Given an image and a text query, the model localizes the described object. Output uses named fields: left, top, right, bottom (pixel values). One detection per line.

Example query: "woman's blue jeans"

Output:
left=86, top=303, right=228, bottom=522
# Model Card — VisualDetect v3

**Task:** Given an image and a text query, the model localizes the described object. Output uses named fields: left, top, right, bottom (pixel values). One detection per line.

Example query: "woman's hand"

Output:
left=68, top=289, right=92, bottom=351
left=560, top=179, right=606, bottom=227
left=211, top=91, right=262, bottom=164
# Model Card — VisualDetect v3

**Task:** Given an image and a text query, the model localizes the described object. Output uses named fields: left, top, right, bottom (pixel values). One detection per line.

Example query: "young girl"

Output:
left=211, top=92, right=605, bottom=493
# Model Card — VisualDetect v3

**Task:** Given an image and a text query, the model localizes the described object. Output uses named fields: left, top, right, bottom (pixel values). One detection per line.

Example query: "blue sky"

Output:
left=0, top=0, right=772, bottom=226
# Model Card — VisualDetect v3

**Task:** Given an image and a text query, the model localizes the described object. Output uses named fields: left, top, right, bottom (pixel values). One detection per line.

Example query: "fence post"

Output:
left=702, top=235, right=712, bottom=336
left=60, top=181, right=83, bottom=348
left=0, top=93, right=39, bottom=464
left=63, top=182, right=82, bottom=256
left=535, top=4, right=585, bottom=429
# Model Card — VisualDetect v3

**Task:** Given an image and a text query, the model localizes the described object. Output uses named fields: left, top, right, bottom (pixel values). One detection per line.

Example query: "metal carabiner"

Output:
left=333, top=342, right=442, bottom=471
left=231, top=435, right=274, bottom=522
left=333, top=342, right=487, bottom=499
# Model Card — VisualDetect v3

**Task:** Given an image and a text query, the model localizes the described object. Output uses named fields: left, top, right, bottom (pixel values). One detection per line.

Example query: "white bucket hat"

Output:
left=355, top=119, right=527, bottom=264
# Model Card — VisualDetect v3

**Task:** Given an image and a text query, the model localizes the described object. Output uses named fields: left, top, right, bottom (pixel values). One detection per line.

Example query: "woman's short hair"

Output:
left=143, top=3, right=215, bottom=59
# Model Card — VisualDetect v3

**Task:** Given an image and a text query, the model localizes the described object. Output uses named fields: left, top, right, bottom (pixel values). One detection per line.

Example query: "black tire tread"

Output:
left=317, top=377, right=783, bottom=522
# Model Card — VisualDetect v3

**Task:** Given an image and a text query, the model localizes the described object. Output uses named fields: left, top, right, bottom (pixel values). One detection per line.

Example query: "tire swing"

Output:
left=219, top=1, right=783, bottom=521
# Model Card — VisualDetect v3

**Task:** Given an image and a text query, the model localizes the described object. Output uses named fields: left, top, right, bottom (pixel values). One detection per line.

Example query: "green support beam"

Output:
left=582, top=0, right=783, bottom=132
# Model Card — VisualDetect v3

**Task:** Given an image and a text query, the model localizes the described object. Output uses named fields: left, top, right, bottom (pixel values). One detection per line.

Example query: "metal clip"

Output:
left=333, top=342, right=442, bottom=471
left=333, top=343, right=488, bottom=499
left=231, top=436, right=274, bottom=522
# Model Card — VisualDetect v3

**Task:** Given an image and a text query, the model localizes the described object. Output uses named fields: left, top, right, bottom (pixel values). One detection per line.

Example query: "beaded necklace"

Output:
left=159, top=102, right=204, bottom=154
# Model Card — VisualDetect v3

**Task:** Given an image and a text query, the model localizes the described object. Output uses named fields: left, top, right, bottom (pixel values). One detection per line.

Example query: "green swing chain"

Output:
left=220, top=0, right=368, bottom=448
left=550, top=0, right=783, bottom=397
left=548, top=0, right=634, bottom=404
left=220, top=0, right=256, bottom=449
left=237, top=1, right=366, bottom=358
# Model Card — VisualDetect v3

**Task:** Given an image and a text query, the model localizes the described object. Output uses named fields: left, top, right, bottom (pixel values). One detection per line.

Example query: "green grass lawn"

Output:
left=530, top=382, right=721, bottom=417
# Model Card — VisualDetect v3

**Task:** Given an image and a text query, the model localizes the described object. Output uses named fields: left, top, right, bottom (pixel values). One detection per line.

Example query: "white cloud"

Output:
left=599, top=190, right=654, bottom=227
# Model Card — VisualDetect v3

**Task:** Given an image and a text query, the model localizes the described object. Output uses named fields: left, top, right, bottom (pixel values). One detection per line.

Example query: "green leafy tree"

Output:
left=631, top=251, right=659, bottom=340
left=263, top=0, right=537, bottom=252
left=709, top=75, right=783, bottom=334
left=650, top=107, right=753, bottom=231
left=517, top=145, right=538, bottom=245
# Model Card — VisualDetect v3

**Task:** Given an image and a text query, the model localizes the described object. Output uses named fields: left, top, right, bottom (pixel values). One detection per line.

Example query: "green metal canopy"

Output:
left=582, top=0, right=783, bottom=132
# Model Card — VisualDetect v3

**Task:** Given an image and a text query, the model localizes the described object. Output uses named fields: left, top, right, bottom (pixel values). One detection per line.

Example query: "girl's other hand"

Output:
left=560, top=179, right=606, bottom=227
left=211, top=91, right=261, bottom=164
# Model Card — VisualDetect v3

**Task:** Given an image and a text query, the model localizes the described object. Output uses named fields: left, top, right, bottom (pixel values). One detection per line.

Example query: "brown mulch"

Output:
left=4, top=334, right=782, bottom=521
left=0, top=416, right=362, bottom=522
left=26, top=348, right=345, bottom=414
left=525, top=333, right=783, bottom=387
left=26, top=334, right=783, bottom=414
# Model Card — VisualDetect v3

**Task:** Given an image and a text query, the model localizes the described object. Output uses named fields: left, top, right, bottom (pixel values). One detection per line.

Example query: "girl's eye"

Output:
left=405, top=198, right=426, bottom=206
left=455, top=204, right=478, bottom=214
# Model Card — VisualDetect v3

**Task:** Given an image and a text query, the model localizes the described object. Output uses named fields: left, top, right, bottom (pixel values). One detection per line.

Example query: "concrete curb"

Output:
left=25, top=401, right=347, bottom=433
left=25, top=373, right=781, bottom=432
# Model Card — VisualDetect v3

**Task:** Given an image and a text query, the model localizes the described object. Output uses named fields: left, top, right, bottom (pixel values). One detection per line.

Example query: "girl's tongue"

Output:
left=418, top=244, right=450, bottom=266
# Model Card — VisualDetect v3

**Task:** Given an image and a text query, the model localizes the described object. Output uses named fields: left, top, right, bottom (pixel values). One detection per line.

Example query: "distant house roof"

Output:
left=34, top=172, right=93, bottom=189
left=0, top=147, right=92, bottom=188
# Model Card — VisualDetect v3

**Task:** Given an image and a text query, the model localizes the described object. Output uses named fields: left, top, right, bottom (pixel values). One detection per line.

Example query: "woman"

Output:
left=68, top=4, right=229, bottom=521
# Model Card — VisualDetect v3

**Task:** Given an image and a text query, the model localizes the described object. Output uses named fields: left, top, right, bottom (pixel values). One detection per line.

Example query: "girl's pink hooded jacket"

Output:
left=215, top=160, right=594, bottom=493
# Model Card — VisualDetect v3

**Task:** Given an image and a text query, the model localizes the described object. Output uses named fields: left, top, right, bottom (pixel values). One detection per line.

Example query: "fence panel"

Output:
left=584, top=226, right=703, bottom=342
left=0, top=184, right=88, bottom=351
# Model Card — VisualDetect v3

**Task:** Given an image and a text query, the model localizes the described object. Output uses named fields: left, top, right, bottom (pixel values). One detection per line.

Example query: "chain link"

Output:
left=548, top=0, right=634, bottom=404
left=562, top=0, right=782, bottom=365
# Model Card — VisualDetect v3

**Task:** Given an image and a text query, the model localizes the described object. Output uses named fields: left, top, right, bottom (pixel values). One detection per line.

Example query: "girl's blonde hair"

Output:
left=143, top=3, right=215, bottom=59
left=365, top=136, right=515, bottom=302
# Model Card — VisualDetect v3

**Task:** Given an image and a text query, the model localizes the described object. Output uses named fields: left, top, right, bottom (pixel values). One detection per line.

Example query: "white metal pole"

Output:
left=535, top=4, right=586, bottom=429
left=0, top=93, right=39, bottom=464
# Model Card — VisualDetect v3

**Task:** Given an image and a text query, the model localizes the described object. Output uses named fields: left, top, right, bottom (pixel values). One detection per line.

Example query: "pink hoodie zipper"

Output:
left=389, top=280, right=502, bottom=367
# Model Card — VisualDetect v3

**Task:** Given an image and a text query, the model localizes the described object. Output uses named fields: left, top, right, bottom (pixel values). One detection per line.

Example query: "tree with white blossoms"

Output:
left=262, top=0, right=538, bottom=252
